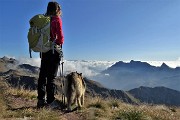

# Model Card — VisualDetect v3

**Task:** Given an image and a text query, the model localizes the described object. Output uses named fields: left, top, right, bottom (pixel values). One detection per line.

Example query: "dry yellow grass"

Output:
left=0, top=79, right=180, bottom=120
left=4, top=85, right=37, bottom=100
left=0, top=81, right=9, bottom=118
left=82, top=97, right=180, bottom=120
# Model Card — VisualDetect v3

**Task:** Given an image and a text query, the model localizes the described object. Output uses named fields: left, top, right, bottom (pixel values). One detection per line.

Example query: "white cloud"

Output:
left=17, top=57, right=41, bottom=67
left=5, top=56, right=180, bottom=78
left=63, top=60, right=116, bottom=77
left=105, top=73, right=110, bottom=76
left=14, top=57, right=115, bottom=77
left=145, top=60, right=180, bottom=68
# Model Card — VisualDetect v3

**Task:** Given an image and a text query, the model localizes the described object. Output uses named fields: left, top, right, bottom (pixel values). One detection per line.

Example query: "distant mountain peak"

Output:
left=1, top=56, right=18, bottom=64
left=160, top=63, right=170, bottom=69
left=107, top=60, right=152, bottom=70
left=2, top=56, right=9, bottom=60
left=18, top=64, right=39, bottom=74
left=130, top=60, right=140, bottom=63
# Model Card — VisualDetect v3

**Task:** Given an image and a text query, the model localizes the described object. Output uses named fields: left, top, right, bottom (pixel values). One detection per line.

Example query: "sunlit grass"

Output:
left=113, top=109, right=147, bottom=120
left=4, top=83, right=37, bottom=100
left=0, top=79, right=180, bottom=120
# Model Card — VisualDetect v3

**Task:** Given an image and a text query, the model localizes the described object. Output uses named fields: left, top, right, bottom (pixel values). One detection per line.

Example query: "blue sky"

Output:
left=0, top=0, right=180, bottom=61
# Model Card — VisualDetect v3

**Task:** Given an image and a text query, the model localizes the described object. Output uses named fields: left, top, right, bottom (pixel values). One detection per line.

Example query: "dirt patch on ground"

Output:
left=5, top=94, right=37, bottom=110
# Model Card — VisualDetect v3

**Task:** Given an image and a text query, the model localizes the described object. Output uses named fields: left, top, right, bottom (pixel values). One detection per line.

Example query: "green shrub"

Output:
left=88, top=100, right=107, bottom=110
left=114, top=110, right=146, bottom=120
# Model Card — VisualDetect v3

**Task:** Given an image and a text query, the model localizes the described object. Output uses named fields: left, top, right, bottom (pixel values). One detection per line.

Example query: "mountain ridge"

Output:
left=129, top=86, right=180, bottom=106
left=94, top=60, right=180, bottom=91
left=1, top=56, right=180, bottom=106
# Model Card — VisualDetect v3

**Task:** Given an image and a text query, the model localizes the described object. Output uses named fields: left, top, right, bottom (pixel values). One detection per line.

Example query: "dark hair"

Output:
left=45, top=1, right=61, bottom=16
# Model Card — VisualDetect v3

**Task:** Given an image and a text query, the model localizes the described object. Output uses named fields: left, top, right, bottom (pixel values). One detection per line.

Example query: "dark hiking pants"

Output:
left=37, top=50, right=60, bottom=104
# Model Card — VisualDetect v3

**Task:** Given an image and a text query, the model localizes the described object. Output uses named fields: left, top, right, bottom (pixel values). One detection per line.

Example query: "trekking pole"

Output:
left=59, top=46, right=65, bottom=105
left=59, top=60, right=65, bottom=104
left=60, top=45, right=64, bottom=78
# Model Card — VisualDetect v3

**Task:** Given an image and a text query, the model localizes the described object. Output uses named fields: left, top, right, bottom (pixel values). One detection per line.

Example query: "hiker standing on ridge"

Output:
left=37, top=1, right=64, bottom=108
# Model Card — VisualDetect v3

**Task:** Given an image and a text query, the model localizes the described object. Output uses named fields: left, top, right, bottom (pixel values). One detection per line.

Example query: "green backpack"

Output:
left=28, top=14, right=53, bottom=58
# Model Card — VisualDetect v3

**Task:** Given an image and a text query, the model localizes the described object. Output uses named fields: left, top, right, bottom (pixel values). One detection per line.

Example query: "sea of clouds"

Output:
left=16, top=57, right=116, bottom=77
left=15, top=57, right=180, bottom=79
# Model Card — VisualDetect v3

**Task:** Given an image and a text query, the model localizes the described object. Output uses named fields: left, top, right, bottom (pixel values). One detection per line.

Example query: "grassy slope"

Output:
left=0, top=77, right=180, bottom=120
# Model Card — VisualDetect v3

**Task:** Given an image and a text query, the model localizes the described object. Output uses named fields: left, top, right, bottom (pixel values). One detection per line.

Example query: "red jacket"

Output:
left=50, top=16, right=64, bottom=45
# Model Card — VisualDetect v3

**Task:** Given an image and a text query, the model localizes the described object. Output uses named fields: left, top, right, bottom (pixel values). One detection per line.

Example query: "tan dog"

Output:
left=63, top=71, right=86, bottom=111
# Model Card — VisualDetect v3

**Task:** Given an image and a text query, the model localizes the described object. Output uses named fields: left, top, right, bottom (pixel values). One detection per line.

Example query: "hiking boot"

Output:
left=37, top=100, right=47, bottom=108
left=47, top=99, right=60, bottom=109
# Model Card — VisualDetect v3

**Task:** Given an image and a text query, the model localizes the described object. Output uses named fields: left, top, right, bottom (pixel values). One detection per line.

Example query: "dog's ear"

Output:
left=78, top=73, right=82, bottom=77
